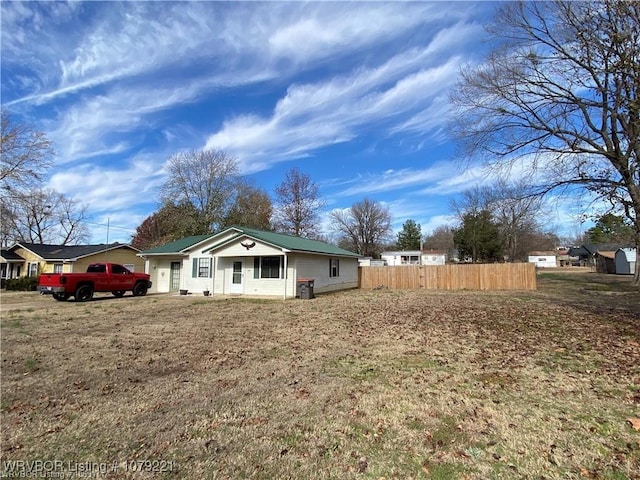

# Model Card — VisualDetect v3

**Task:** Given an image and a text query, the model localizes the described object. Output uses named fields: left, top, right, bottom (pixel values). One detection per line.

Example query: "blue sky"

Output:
left=1, top=1, right=588, bottom=244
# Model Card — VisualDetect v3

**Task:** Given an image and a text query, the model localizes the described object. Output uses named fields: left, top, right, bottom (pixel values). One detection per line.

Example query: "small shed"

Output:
left=615, top=248, right=637, bottom=275
left=595, top=251, right=616, bottom=274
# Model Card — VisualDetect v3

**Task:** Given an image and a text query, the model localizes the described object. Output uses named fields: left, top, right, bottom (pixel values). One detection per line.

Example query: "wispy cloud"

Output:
left=47, top=154, right=166, bottom=218
left=205, top=50, right=476, bottom=173
left=331, top=164, right=454, bottom=198
left=1, top=1, right=498, bottom=242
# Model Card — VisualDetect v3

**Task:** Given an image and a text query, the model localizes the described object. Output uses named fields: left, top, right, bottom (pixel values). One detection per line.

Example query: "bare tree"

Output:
left=273, top=168, right=324, bottom=238
left=1, top=111, right=54, bottom=194
left=452, top=181, right=551, bottom=261
left=423, top=225, right=456, bottom=259
left=485, top=180, right=546, bottom=262
left=451, top=0, right=640, bottom=282
left=0, top=113, right=91, bottom=246
left=161, top=148, right=240, bottom=233
left=330, top=198, right=392, bottom=257
left=1, top=188, right=90, bottom=245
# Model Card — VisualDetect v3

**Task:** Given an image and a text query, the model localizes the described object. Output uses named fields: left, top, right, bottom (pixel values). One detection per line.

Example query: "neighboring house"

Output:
left=138, top=226, right=361, bottom=298
left=568, top=245, right=595, bottom=266
left=358, top=257, right=385, bottom=267
left=380, top=251, right=422, bottom=266
left=556, top=248, right=571, bottom=267
left=615, top=247, right=637, bottom=275
left=381, top=250, right=447, bottom=266
left=1, top=249, right=25, bottom=281
left=595, top=251, right=616, bottom=274
left=2, top=242, right=144, bottom=279
left=528, top=251, right=558, bottom=268
left=420, top=250, right=447, bottom=266
left=568, top=243, right=627, bottom=267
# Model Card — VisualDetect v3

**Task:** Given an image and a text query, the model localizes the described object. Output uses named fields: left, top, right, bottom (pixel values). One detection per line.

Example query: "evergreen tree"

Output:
left=396, top=219, right=422, bottom=250
left=586, top=214, right=634, bottom=244
left=453, top=210, right=502, bottom=263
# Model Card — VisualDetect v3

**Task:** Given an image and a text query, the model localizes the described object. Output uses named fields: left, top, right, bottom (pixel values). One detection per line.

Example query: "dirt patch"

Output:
left=1, top=275, right=639, bottom=479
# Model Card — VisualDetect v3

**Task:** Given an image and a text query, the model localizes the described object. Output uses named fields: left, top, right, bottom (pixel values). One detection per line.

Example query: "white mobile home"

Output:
left=139, top=226, right=360, bottom=298
left=528, top=251, right=558, bottom=268
left=380, top=251, right=422, bottom=266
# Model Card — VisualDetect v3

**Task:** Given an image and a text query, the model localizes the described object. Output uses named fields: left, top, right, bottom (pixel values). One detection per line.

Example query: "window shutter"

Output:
left=192, top=258, right=198, bottom=278
left=253, top=257, right=260, bottom=278
left=329, top=259, right=332, bottom=277
left=209, top=258, right=213, bottom=278
left=336, top=259, right=339, bottom=277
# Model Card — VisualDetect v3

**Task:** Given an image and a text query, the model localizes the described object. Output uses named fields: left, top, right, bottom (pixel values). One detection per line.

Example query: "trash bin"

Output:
left=297, top=277, right=315, bottom=299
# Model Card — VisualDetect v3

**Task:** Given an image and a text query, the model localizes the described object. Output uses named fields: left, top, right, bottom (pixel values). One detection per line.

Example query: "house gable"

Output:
left=210, top=236, right=283, bottom=257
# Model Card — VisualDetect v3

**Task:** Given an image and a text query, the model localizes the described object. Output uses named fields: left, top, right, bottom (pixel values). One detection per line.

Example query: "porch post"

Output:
left=283, top=253, right=288, bottom=300
left=211, top=256, right=216, bottom=296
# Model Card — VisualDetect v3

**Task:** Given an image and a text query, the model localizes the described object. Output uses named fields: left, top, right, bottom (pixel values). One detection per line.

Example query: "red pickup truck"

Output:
left=37, top=263, right=152, bottom=302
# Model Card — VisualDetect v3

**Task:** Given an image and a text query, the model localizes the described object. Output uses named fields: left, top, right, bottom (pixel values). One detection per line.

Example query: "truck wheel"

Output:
left=53, top=293, right=70, bottom=301
left=75, top=284, right=94, bottom=302
left=112, top=290, right=125, bottom=297
left=132, top=282, right=148, bottom=297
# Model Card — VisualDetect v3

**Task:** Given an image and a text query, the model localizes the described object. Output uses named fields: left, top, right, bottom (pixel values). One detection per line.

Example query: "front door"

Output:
left=229, top=261, right=243, bottom=294
left=170, top=262, right=181, bottom=292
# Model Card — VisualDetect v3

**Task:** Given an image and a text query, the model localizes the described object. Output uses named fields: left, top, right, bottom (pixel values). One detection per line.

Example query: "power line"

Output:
left=84, top=221, right=136, bottom=233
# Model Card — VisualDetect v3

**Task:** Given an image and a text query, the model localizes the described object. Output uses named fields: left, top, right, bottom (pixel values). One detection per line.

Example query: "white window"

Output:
left=28, top=263, right=39, bottom=277
left=330, top=258, right=340, bottom=277
left=53, top=264, right=63, bottom=274
left=253, top=256, right=283, bottom=279
left=198, top=258, right=210, bottom=278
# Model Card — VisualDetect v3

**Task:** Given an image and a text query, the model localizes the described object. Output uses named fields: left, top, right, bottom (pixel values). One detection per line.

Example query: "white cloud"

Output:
left=333, top=164, right=453, bottom=198
left=47, top=154, right=167, bottom=242
left=205, top=50, right=474, bottom=173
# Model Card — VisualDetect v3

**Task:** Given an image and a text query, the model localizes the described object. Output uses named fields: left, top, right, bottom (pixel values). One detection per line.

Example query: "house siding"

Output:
left=11, top=247, right=46, bottom=276
left=210, top=240, right=288, bottom=296
left=295, top=255, right=359, bottom=294
left=528, top=254, right=557, bottom=268
left=73, top=248, right=144, bottom=273
left=145, top=257, right=185, bottom=293
left=421, top=253, right=446, bottom=266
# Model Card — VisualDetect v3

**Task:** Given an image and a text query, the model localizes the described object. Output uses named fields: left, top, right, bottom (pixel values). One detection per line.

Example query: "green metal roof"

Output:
left=141, top=227, right=360, bottom=257
left=218, top=227, right=360, bottom=257
left=139, top=235, right=212, bottom=255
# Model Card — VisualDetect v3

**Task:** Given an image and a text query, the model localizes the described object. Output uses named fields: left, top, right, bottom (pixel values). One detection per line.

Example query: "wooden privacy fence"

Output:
left=359, top=263, right=537, bottom=291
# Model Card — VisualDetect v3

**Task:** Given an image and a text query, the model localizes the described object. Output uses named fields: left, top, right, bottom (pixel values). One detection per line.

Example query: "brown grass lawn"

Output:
left=1, top=270, right=639, bottom=479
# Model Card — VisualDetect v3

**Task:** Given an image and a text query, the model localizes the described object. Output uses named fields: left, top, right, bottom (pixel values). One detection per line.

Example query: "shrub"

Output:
left=5, top=277, right=39, bottom=291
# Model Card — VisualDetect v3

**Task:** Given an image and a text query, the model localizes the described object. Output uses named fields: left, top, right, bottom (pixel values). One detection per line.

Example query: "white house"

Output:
left=358, top=257, right=385, bottom=267
left=420, top=250, right=447, bottom=266
left=527, top=251, right=558, bottom=268
left=615, top=247, right=637, bottom=275
left=380, top=250, right=447, bottom=266
left=138, top=226, right=361, bottom=298
left=380, top=251, right=421, bottom=266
